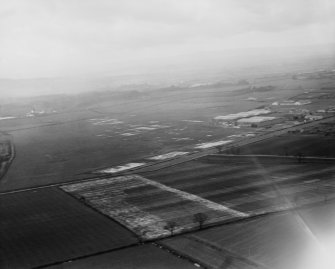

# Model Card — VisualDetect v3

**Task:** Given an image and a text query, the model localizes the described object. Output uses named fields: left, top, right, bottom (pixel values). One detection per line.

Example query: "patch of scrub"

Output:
left=100, top=163, right=145, bottom=173
left=61, top=175, right=247, bottom=240
left=195, top=140, right=233, bottom=149
left=148, top=152, right=189, bottom=161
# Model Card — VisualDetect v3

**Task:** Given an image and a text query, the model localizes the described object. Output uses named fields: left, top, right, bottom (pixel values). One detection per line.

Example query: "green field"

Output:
left=0, top=188, right=137, bottom=269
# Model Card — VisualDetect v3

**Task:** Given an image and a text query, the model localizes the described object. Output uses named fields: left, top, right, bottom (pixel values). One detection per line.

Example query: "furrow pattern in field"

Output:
left=61, top=175, right=247, bottom=240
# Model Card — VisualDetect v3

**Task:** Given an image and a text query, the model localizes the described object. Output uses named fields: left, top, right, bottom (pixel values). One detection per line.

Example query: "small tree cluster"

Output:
left=164, top=221, right=177, bottom=236
left=163, top=213, right=209, bottom=237
left=193, top=212, right=208, bottom=230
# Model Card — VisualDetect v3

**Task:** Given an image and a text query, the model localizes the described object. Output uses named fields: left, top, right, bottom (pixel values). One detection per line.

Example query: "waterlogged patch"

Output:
left=89, top=118, right=123, bottom=125
left=134, top=127, right=157, bottom=131
left=149, top=124, right=170, bottom=128
left=214, top=109, right=271, bottom=121
left=148, top=151, right=189, bottom=161
left=195, top=140, right=233, bottom=149
left=100, top=163, right=145, bottom=173
left=121, top=133, right=138, bottom=136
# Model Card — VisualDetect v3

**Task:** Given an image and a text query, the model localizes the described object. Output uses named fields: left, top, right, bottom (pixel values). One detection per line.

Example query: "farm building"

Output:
left=237, top=116, right=284, bottom=128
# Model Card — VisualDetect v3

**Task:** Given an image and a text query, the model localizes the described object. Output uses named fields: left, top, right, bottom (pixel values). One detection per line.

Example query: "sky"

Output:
left=0, top=0, right=334, bottom=79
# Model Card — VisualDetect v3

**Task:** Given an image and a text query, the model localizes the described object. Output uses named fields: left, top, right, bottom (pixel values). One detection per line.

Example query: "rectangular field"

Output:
left=61, top=175, right=247, bottom=240
left=161, top=211, right=314, bottom=269
left=47, top=244, right=196, bottom=269
left=232, top=133, right=335, bottom=157
left=0, top=188, right=137, bottom=269
left=140, top=155, right=335, bottom=215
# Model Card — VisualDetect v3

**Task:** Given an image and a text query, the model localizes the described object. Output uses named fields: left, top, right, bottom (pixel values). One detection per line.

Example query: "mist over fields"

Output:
left=1, top=0, right=335, bottom=98
left=1, top=44, right=334, bottom=99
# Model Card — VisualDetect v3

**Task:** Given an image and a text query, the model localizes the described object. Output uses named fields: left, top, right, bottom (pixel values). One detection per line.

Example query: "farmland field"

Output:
left=61, top=175, right=246, bottom=240
left=140, top=155, right=335, bottom=215
left=0, top=81, right=311, bottom=192
left=0, top=94, right=255, bottom=191
left=0, top=187, right=137, bottom=269
left=47, top=244, right=196, bottom=269
left=161, top=200, right=335, bottom=269
left=233, top=133, right=335, bottom=157
left=1, top=8, right=335, bottom=269
left=160, top=211, right=316, bottom=269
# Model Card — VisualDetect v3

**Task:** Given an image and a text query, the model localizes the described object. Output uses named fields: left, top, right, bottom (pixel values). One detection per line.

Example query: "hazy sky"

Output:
left=1, top=0, right=334, bottom=78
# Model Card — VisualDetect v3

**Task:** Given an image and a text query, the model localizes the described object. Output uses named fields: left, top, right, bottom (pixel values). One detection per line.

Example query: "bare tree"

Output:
left=164, top=221, right=177, bottom=236
left=193, top=213, right=208, bottom=230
